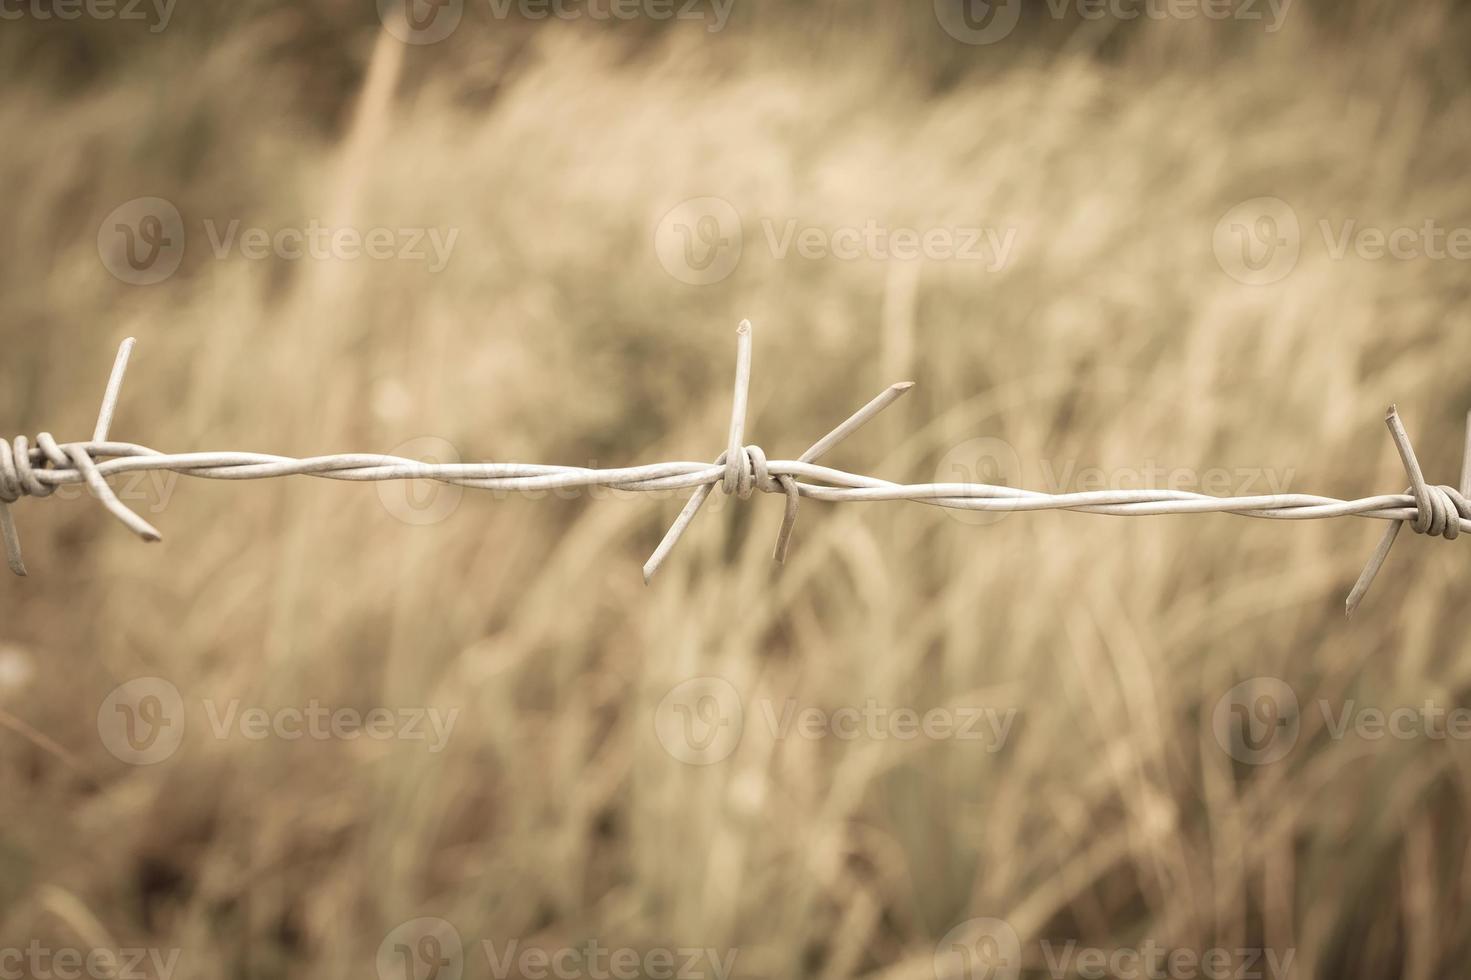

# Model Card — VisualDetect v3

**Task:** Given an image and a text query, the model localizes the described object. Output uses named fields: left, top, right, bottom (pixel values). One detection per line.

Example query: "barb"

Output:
left=1, top=326, right=1466, bottom=613
left=1345, top=406, right=1471, bottom=617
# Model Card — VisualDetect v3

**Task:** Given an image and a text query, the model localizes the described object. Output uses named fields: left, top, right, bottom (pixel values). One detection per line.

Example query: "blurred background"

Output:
left=2, top=1, right=1470, bottom=977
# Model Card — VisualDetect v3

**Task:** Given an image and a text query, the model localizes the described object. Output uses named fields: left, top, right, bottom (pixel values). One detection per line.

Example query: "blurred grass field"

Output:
left=2, top=1, right=1471, bottom=977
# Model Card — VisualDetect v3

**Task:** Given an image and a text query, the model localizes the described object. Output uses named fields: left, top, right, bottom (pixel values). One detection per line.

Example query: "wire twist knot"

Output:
left=724, top=444, right=781, bottom=499
left=1406, top=484, right=1470, bottom=540
left=0, top=435, right=81, bottom=502
left=0, top=437, right=39, bottom=503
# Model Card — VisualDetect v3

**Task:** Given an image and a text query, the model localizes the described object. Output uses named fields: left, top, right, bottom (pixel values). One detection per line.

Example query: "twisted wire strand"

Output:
left=2, top=326, right=1467, bottom=616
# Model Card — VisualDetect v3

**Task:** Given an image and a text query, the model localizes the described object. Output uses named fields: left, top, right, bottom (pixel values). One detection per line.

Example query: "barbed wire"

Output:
left=2, top=323, right=1467, bottom=615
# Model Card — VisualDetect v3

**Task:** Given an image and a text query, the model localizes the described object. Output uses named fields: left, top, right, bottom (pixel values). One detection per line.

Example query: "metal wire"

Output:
left=1, top=324, right=1467, bottom=615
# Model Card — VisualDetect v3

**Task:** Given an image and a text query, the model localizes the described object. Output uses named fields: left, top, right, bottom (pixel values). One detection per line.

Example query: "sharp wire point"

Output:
left=723, top=320, right=754, bottom=495
left=0, top=503, right=26, bottom=576
left=1460, top=410, right=1471, bottom=498
left=798, top=380, right=915, bottom=466
left=1346, top=520, right=1402, bottom=619
left=94, top=337, right=136, bottom=443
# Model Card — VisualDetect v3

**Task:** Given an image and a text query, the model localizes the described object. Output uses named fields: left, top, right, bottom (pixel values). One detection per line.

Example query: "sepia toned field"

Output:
left=2, top=2, right=1470, bottom=977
